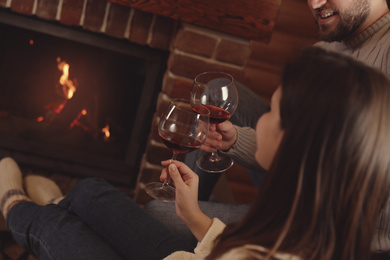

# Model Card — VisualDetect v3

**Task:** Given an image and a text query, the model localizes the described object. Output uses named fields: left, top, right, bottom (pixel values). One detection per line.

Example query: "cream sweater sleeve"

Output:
left=163, top=218, right=226, bottom=260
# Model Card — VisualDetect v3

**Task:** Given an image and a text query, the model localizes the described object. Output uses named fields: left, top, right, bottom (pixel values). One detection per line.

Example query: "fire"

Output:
left=70, top=109, right=89, bottom=131
left=102, top=124, right=111, bottom=141
left=36, top=57, right=112, bottom=142
left=36, top=57, right=78, bottom=123
left=57, top=58, right=76, bottom=100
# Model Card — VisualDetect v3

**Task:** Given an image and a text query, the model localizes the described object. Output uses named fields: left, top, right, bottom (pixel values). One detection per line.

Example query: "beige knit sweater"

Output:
left=164, top=218, right=300, bottom=260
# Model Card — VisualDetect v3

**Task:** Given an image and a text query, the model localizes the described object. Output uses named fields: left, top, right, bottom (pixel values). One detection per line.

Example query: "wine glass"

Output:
left=145, top=98, right=209, bottom=202
left=190, top=71, right=239, bottom=173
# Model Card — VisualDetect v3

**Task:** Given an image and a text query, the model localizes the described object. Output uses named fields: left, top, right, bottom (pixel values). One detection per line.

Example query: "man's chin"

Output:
left=319, top=34, right=336, bottom=42
left=318, top=29, right=343, bottom=42
left=319, top=28, right=353, bottom=42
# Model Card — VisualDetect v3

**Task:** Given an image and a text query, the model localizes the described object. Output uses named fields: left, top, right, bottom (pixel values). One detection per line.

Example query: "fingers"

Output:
left=161, top=160, right=191, bottom=174
left=161, top=159, right=180, bottom=168
left=216, top=120, right=234, bottom=133
left=199, top=144, right=216, bottom=153
left=160, top=160, right=196, bottom=181
left=207, top=130, right=223, bottom=141
left=166, top=163, right=183, bottom=187
left=209, top=124, right=217, bottom=132
left=160, top=160, right=171, bottom=182
left=160, top=160, right=184, bottom=183
left=200, top=129, right=223, bottom=152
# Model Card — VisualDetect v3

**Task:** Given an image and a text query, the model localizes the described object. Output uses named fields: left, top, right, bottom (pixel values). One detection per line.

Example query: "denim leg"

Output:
left=144, top=200, right=250, bottom=248
left=184, top=150, right=221, bottom=200
left=7, top=201, right=122, bottom=260
left=187, top=81, right=270, bottom=199
left=58, top=178, right=193, bottom=260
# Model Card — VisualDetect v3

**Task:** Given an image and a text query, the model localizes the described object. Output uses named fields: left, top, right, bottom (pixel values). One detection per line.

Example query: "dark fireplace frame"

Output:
left=0, top=9, right=168, bottom=187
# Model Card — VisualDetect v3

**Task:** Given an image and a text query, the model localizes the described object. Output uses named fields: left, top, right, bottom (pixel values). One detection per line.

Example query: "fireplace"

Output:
left=0, top=0, right=273, bottom=202
left=0, top=10, right=168, bottom=187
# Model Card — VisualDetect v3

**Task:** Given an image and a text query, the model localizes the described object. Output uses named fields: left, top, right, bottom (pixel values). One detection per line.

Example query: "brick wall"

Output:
left=136, top=24, right=251, bottom=204
left=0, top=0, right=252, bottom=204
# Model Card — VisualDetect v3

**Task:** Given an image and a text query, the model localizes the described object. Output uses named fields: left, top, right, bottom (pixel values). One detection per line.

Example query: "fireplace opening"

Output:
left=0, top=10, right=168, bottom=187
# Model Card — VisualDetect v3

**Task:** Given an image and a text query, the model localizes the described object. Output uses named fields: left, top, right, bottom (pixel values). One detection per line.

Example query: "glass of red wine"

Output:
left=191, top=71, right=238, bottom=173
left=145, top=98, right=210, bottom=202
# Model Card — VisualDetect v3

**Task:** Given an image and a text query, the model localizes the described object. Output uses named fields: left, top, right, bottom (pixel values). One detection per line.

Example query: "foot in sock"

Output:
left=0, top=157, right=31, bottom=218
left=25, top=175, right=64, bottom=205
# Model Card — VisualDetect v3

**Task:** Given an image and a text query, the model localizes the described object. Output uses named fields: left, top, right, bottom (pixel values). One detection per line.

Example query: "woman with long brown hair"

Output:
left=202, top=46, right=390, bottom=259
left=1, top=46, right=390, bottom=259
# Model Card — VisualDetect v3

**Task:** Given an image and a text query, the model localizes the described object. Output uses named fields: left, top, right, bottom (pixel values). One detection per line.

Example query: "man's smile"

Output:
left=316, top=10, right=338, bottom=25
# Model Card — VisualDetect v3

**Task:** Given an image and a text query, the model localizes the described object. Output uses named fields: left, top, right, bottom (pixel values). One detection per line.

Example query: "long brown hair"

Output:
left=206, top=47, right=390, bottom=260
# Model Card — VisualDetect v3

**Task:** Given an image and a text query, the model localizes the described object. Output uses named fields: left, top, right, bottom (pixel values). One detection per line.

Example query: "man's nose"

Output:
left=307, top=0, right=327, bottom=10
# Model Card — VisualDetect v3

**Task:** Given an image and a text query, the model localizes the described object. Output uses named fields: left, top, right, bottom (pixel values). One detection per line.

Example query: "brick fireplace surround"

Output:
left=0, top=0, right=253, bottom=204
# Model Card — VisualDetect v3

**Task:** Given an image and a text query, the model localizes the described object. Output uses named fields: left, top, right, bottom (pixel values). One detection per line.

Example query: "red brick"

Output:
left=60, top=0, right=84, bottom=26
left=0, top=0, right=7, bottom=7
left=145, top=142, right=172, bottom=165
left=149, top=15, right=176, bottom=50
left=105, top=3, right=131, bottom=38
left=83, top=0, right=107, bottom=32
left=155, top=97, right=171, bottom=120
left=137, top=159, right=163, bottom=184
left=174, top=29, right=217, bottom=58
left=167, top=52, right=245, bottom=82
left=243, top=66, right=280, bottom=97
left=216, top=39, right=252, bottom=66
left=10, top=0, right=35, bottom=15
left=128, top=9, right=153, bottom=46
left=36, top=0, right=60, bottom=20
left=162, top=74, right=193, bottom=99
left=149, top=114, right=161, bottom=143
left=133, top=157, right=161, bottom=205
left=161, top=74, right=175, bottom=95
left=171, top=78, right=193, bottom=98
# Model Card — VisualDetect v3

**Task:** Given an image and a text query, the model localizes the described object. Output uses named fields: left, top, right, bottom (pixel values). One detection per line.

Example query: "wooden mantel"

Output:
left=108, top=0, right=282, bottom=42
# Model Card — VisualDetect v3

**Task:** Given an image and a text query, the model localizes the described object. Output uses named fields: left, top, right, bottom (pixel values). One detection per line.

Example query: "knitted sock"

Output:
left=0, top=157, right=30, bottom=218
left=25, top=175, right=64, bottom=205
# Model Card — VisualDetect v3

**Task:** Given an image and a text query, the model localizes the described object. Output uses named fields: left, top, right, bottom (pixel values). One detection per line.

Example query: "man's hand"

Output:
left=200, top=121, right=238, bottom=152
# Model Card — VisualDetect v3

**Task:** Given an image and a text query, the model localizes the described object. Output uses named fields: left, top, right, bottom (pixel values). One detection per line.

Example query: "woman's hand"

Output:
left=200, top=121, right=238, bottom=152
left=160, top=160, right=212, bottom=241
left=160, top=160, right=199, bottom=221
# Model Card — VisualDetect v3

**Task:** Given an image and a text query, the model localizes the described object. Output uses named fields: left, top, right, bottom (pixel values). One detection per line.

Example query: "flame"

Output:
left=102, top=124, right=110, bottom=141
left=57, top=58, right=76, bottom=99
left=36, top=58, right=78, bottom=123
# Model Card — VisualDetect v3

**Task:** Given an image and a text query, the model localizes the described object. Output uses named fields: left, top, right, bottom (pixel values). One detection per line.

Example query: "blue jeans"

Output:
left=6, top=178, right=193, bottom=260
left=185, top=81, right=270, bottom=200
left=144, top=200, right=250, bottom=248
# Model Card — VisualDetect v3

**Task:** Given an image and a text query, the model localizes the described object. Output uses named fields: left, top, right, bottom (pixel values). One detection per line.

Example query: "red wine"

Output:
left=160, top=133, right=201, bottom=154
left=193, top=105, right=230, bottom=124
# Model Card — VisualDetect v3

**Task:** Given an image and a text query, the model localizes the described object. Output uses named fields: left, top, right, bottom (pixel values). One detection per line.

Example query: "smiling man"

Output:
left=310, top=0, right=376, bottom=41
left=309, top=0, right=390, bottom=75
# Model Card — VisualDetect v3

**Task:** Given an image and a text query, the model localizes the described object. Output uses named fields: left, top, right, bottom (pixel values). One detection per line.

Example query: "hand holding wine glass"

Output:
left=145, top=98, right=209, bottom=202
left=191, top=71, right=238, bottom=173
left=199, top=120, right=237, bottom=153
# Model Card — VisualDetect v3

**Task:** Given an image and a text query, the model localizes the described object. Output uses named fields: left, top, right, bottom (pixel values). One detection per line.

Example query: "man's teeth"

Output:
left=321, top=12, right=334, bottom=18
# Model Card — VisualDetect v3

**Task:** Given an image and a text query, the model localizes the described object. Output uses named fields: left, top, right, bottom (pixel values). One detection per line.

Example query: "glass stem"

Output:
left=163, top=152, right=178, bottom=186
left=210, top=150, right=220, bottom=162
